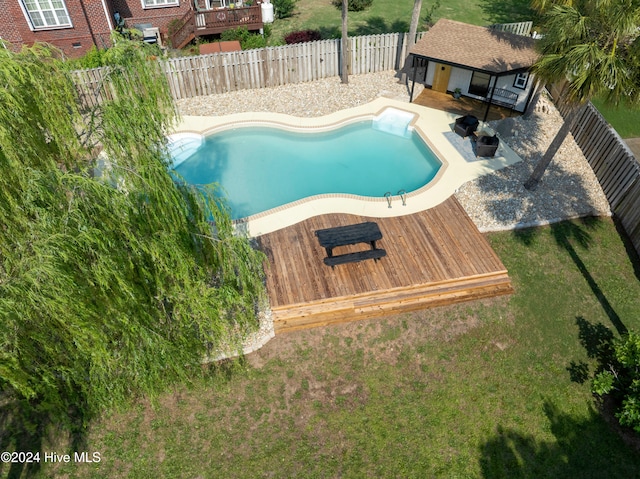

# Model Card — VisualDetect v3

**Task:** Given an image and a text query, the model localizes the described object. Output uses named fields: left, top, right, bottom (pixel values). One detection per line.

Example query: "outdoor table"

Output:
left=314, top=222, right=386, bottom=266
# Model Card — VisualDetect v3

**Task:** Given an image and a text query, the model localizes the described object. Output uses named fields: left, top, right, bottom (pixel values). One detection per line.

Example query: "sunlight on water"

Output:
left=371, top=108, right=415, bottom=138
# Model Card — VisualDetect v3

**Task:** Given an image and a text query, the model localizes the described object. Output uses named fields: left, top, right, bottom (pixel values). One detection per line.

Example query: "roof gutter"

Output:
left=410, top=54, right=533, bottom=77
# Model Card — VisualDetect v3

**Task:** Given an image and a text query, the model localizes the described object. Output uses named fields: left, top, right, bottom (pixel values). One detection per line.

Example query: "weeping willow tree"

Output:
left=0, top=39, right=266, bottom=435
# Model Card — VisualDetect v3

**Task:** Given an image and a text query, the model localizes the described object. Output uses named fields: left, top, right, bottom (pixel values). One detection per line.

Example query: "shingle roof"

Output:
left=410, top=19, right=539, bottom=74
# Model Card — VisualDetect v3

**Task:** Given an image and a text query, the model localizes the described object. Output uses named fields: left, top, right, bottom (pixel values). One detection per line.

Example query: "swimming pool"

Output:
left=171, top=112, right=442, bottom=220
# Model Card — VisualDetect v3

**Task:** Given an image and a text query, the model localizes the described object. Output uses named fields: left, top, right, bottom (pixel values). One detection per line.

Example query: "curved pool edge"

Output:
left=172, top=97, right=523, bottom=237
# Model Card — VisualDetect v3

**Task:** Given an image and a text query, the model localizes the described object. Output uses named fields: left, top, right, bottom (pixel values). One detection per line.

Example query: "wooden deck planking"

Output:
left=257, top=196, right=512, bottom=332
left=412, top=89, right=520, bottom=122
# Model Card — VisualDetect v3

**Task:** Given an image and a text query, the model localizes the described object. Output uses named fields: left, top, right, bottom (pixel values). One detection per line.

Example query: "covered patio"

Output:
left=407, top=19, right=539, bottom=121
left=412, top=87, right=518, bottom=122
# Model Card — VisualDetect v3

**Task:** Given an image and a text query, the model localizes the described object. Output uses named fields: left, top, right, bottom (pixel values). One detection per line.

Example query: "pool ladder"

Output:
left=384, top=190, right=407, bottom=208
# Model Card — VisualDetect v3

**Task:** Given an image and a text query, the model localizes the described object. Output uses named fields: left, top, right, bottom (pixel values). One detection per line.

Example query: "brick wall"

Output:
left=110, top=0, right=191, bottom=35
left=0, top=0, right=25, bottom=47
left=0, top=0, right=191, bottom=57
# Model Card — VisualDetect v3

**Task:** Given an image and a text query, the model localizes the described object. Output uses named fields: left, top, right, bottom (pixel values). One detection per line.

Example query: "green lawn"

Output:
left=267, top=0, right=536, bottom=44
left=42, top=217, right=640, bottom=478
left=591, top=98, right=640, bottom=139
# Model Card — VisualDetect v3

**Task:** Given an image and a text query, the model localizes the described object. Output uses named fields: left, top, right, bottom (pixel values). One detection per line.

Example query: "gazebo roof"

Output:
left=410, top=19, right=539, bottom=75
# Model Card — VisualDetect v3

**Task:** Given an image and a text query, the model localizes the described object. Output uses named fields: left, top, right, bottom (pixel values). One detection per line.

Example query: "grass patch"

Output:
left=591, top=97, right=640, bottom=139
left=267, top=0, right=535, bottom=44
left=36, top=217, right=640, bottom=478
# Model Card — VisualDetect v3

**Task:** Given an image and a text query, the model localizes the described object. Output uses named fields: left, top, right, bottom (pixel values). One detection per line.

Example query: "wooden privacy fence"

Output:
left=553, top=93, right=640, bottom=256
left=72, top=32, right=424, bottom=103
left=72, top=21, right=535, bottom=101
left=161, top=32, right=424, bottom=99
left=488, top=21, right=533, bottom=36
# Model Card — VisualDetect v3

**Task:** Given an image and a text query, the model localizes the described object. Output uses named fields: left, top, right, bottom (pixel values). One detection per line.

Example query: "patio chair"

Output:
left=475, top=134, right=499, bottom=157
left=454, top=115, right=479, bottom=138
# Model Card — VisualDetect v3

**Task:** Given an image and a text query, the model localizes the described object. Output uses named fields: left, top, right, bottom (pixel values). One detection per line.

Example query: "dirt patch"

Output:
left=624, top=138, right=640, bottom=160
left=248, top=297, right=510, bottom=369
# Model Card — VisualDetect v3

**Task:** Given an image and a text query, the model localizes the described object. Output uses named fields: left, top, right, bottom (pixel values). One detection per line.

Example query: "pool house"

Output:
left=407, top=19, right=540, bottom=121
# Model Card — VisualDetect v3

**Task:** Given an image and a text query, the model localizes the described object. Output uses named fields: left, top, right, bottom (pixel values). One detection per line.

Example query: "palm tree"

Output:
left=407, top=0, right=422, bottom=53
left=524, top=0, right=640, bottom=190
left=341, top=0, right=349, bottom=84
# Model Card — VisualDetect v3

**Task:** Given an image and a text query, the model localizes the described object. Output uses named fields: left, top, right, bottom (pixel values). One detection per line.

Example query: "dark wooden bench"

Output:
left=323, top=248, right=387, bottom=266
left=315, top=222, right=386, bottom=267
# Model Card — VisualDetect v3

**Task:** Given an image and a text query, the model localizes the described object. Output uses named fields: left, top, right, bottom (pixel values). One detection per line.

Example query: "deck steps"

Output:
left=272, top=271, right=513, bottom=333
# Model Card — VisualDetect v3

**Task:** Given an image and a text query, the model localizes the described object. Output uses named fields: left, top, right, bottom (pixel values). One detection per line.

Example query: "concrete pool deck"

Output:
left=172, top=97, right=522, bottom=236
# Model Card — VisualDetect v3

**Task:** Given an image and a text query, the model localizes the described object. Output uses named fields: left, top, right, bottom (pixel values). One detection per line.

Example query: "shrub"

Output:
left=221, top=27, right=266, bottom=50
left=331, top=0, right=373, bottom=12
left=70, top=45, right=106, bottom=69
left=593, top=331, right=640, bottom=433
left=423, top=0, right=441, bottom=27
left=273, top=0, right=296, bottom=19
left=284, top=30, right=322, bottom=45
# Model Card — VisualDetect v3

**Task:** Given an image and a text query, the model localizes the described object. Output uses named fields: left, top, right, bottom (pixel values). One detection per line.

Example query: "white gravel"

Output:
left=176, top=70, right=415, bottom=117
left=456, top=92, right=611, bottom=232
left=179, top=70, right=611, bottom=357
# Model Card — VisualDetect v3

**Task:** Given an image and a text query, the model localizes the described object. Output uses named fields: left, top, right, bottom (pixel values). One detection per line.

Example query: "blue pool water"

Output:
left=172, top=120, right=441, bottom=220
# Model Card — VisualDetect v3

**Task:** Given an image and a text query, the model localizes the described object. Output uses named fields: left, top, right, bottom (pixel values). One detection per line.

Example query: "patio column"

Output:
left=483, top=75, right=496, bottom=122
left=409, top=56, right=419, bottom=102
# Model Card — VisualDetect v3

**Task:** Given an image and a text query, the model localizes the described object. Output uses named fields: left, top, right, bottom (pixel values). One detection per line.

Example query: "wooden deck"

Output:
left=170, top=5, right=263, bottom=49
left=413, top=88, right=520, bottom=122
left=257, top=197, right=513, bottom=334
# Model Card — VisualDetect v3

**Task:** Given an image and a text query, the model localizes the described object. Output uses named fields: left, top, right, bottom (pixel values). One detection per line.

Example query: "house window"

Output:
left=142, top=0, right=179, bottom=8
left=22, top=0, right=71, bottom=29
left=513, top=72, right=529, bottom=90
left=468, top=71, right=491, bottom=97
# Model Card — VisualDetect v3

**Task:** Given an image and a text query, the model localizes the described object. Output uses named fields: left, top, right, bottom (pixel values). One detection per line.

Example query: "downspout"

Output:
left=101, top=0, right=114, bottom=31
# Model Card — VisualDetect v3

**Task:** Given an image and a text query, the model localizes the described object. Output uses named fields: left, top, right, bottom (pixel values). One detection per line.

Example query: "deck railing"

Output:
left=168, top=10, right=196, bottom=50
left=169, top=5, right=263, bottom=49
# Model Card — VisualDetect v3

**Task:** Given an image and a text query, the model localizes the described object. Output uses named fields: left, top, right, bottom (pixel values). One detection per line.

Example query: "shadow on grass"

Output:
left=480, top=400, right=640, bottom=478
left=318, top=16, right=409, bottom=39
left=513, top=217, right=628, bottom=335
left=478, top=0, right=538, bottom=26
left=514, top=220, right=628, bottom=335
left=0, top=354, right=246, bottom=479
left=0, top=402, right=86, bottom=479
left=566, top=316, right=616, bottom=385
left=352, top=16, right=409, bottom=35
left=475, top=106, right=627, bottom=336
left=613, top=217, right=640, bottom=284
